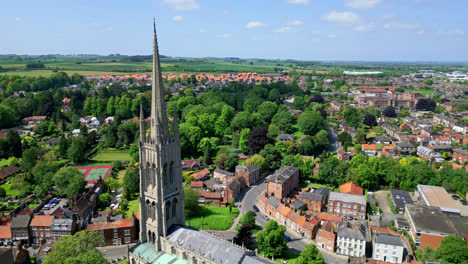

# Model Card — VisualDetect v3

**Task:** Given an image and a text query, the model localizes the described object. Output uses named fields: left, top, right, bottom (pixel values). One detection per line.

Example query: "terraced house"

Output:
left=327, top=192, right=366, bottom=220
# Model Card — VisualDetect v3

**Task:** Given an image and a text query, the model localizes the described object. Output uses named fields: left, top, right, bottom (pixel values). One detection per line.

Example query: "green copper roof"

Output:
left=131, top=243, right=188, bottom=264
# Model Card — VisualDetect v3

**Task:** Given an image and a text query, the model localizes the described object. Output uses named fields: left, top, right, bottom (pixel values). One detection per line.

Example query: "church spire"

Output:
left=139, top=104, right=145, bottom=142
left=150, top=19, right=168, bottom=142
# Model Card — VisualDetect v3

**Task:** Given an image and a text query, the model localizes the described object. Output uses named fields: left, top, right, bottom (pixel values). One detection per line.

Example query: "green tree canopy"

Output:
left=296, top=244, right=325, bottom=264
left=437, top=235, right=468, bottom=264
left=43, top=231, right=106, bottom=264
left=256, top=220, right=287, bottom=258
left=53, top=167, right=85, bottom=197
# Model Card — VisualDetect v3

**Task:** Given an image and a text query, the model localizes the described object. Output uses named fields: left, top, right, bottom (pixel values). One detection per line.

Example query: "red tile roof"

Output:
left=0, top=223, right=11, bottom=239
left=191, top=169, right=210, bottom=181
left=87, top=217, right=135, bottom=231
left=30, top=215, right=54, bottom=227
left=362, top=144, right=377, bottom=150
left=316, top=213, right=342, bottom=222
left=190, top=181, right=204, bottom=188
left=339, top=181, right=363, bottom=195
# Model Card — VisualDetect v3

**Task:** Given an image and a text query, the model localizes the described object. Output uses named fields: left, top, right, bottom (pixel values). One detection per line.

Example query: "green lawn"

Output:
left=125, top=198, right=140, bottom=218
left=185, top=206, right=239, bottom=230
left=403, top=89, right=437, bottom=95
left=1, top=183, right=22, bottom=197
left=274, top=251, right=300, bottom=264
left=91, top=149, right=131, bottom=162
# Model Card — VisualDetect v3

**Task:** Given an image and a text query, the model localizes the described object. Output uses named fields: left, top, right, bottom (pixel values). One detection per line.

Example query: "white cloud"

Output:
left=353, top=23, right=375, bottom=31
left=106, top=26, right=113, bottom=31
left=287, top=19, right=304, bottom=26
left=311, top=30, right=320, bottom=35
left=217, top=33, right=232, bottom=38
left=321, top=11, right=361, bottom=25
left=384, top=22, right=421, bottom=30
left=199, top=29, right=207, bottom=33
left=222, top=9, right=230, bottom=15
left=382, top=14, right=395, bottom=19
left=162, top=0, right=199, bottom=10
left=245, top=21, right=266, bottom=29
left=417, top=30, right=425, bottom=35
left=445, top=29, right=465, bottom=36
left=345, top=0, right=380, bottom=9
left=286, top=0, right=309, bottom=4
left=273, top=27, right=295, bottom=33
left=15, top=17, right=22, bottom=22
left=252, top=36, right=264, bottom=41
left=172, top=15, right=184, bottom=22
left=311, top=38, right=321, bottom=42
left=328, top=33, right=337, bottom=38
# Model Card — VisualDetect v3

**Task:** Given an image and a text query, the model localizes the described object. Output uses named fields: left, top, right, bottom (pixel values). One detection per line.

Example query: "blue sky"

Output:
left=2, top=0, right=467, bottom=61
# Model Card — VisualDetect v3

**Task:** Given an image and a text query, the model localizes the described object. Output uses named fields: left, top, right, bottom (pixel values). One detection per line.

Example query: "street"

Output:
left=97, top=245, right=129, bottom=262
left=234, top=181, right=348, bottom=264
left=328, top=127, right=340, bottom=153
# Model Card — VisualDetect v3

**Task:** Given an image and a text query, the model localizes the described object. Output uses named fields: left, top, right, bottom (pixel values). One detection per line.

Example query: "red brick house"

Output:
left=235, top=164, right=260, bottom=186
left=327, top=192, right=367, bottom=220
left=453, top=148, right=468, bottom=164
left=30, top=215, right=54, bottom=245
left=316, top=221, right=336, bottom=252
left=265, top=166, right=299, bottom=200
left=181, top=159, right=201, bottom=171
left=298, top=187, right=330, bottom=212
left=87, top=215, right=137, bottom=246
left=190, top=181, right=204, bottom=189
left=201, top=191, right=223, bottom=206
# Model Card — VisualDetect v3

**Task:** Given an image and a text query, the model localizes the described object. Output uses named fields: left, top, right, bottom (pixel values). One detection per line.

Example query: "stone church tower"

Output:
left=138, top=21, right=185, bottom=251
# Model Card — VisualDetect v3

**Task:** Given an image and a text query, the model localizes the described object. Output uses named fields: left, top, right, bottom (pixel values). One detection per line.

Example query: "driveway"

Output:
left=373, top=190, right=400, bottom=227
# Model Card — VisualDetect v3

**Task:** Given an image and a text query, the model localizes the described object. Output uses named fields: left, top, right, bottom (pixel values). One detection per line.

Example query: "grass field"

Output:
left=403, top=89, right=437, bottom=95
left=0, top=183, right=21, bottom=197
left=125, top=198, right=140, bottom=218
left=274, top=251, right=300, bottom=264
left=91, top=150, right=132, bottom=162
left=185, top=206, right=239, bottom=230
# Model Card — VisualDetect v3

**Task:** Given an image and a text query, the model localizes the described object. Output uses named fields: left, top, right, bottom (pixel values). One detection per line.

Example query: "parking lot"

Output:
left=450, top=194, right=468, bottom=216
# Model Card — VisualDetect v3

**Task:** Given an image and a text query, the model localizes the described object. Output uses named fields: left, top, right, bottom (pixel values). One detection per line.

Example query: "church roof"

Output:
left=166, top=226, right=269, bottom=264
left=131, top=242, right=188, bottom=264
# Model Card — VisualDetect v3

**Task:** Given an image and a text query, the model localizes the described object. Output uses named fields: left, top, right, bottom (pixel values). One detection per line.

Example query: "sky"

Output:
left=2, top=0, right=468, bottom=61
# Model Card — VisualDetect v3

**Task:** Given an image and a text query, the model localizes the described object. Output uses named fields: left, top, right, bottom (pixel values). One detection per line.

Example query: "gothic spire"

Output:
left=150, top=19, right=168, bottom=142
left=139, top=104, right=145, bottom=142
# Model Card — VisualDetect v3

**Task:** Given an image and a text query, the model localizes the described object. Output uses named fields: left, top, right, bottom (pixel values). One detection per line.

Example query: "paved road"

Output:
left=97, top=245, right=129, bottom=262
left=234, top=181, right=347, bottom=264
left=328, top=127, right=340, bottom=153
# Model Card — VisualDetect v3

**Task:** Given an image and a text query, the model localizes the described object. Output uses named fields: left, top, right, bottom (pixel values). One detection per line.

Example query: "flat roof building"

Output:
left=416, top=185, right=460, bottom=214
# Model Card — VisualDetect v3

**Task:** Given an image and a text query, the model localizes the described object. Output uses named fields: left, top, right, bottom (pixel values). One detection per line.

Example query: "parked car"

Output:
left=461, top=200, right=467, bottom=205
left=253, top=205, right=259, bottom=212
left=250, top=210, right=257, bottom=216
left=263, top=215, right=269, bottom=220
left=451, top=194, right=460, bottom=200
left=285, top=236, right=291, bottom=242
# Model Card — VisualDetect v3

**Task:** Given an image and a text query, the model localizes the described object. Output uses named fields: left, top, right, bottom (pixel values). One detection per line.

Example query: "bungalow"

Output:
left=0, top=166, right=21, bottom=182
left=417, top=146, right=443, bottom=162
left=22, top=116, right=46, bottom=125
left=277, top=133, right=294, bottom=142
left=361, top=144, right=377, bottom=156
left=181, top=159, right=201, bottom=171
left=190, top=169, right=210, bottom=182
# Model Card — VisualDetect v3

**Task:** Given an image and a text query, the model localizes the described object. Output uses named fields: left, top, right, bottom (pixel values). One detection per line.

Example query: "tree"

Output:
left=248, top=127, right=269, bottom=155
left=53, top=167, right=85, bottom=196
left=239, top=128, right=251, bottom=154
left=257, top=101, right=278, bottom=123
left=314, top=130, right=330, bottom=152
left=58, top=136, right=68, bottom=157
left=0, top=105, right=16, bottom=128
left=259, top=144, right=282, bottom=172
left=297, top=110, right=326, bottom=136
left=416, top=98, right=436, bottom=112
left=6, top=130, right=22, bottom=158
left=184, top=188, right=200, bottom=218
left=308, top=94, right=324, bottom=105
left=0, top=187, right=6, bottom=198
left=215, top=151, right=239, bottom=171
left=123, top=169, right=139, bottom=198
left=362, top=114, right=377, bottom=127
left=343, top=108, right=361, bottom=128
left=338, top=132, right=353, bottom=150
left=68, top=136, right=87, bottom=163
left=437, top=235, right=468, bottom=264
left=21, top=147, right=38, bottom=171
left=382, top=106, right=397, bottom=117
left=43, top=231, right=106, bottom=264
left=239, top=211, right=256, bottom=228
left=296, top=244, right=325, bottom=264
left=245, top=154, right=266, bottom=172
left=99, top=193, right=112, bottom=208
left=256, top=220, right=287, bottom=258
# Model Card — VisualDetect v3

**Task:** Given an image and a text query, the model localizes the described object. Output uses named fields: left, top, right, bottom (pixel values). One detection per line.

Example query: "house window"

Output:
left=32, top=227, right=37, bottom=230
left=113, top=228, right=117, bottom=232
left=34, top=232, right=37, bottom=237
left=114, top=233, right=118, bottom=239
left=124, top=237, right=131, bottom=243
left=124, top=229, right=131, bottom=236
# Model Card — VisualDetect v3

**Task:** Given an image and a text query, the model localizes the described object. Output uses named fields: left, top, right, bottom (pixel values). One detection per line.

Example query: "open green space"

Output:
left=1, top=183, right=21, bottom=197
left=185, top=206, right=239, bottom=230
left=403, top=89, right=437, bottom=95
left=91, top=149, right=131, bottom=162
left=274, top=251, right=300, bottom=264
left=125, top=198, right=140, bottom=218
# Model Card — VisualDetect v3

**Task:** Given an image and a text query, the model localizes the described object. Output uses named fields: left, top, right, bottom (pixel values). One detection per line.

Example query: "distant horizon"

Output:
left=2, top=54, right=468, bottom=65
